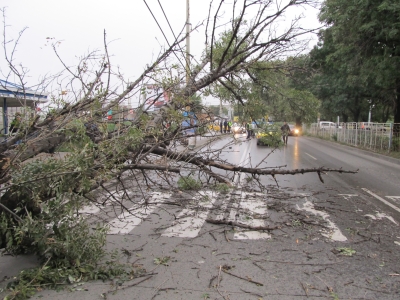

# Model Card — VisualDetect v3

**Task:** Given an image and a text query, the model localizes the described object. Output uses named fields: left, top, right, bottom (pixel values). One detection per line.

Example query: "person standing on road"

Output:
left=281, top=121, right=290, bottom=145
left=251, top=120, right=256, bottom=137
left=246, top=122, right=251, bottom=139
left=227, top=120, right=232, bottom=133
left=223, top=119, right=228, bottom=133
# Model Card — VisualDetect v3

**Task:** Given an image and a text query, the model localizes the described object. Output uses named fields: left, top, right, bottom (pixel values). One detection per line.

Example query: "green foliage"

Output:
left=188, top=93, right=203, bottom=113
left=153, top=256, right=170, bottom=266
left=207, top=56, right=320, bottom=126
left=391, top=137, right=400, bottom=152
left=1, top=195, right=106, bottom=261
left=177, top=176, right=202, bottom=190
left=4, top=255, right=128, bottom=300
left=256, top=124, right=283, bottom=147
left=214, top=183, right=230, bottom=194
left=0, top=198, right=130, bottom=299
left=313, top=0, right=400, bottom=123
left=0, top=116, right=147, bottom=299
left=207, top=105, right=228, bottom=117
left=336, top=247, right=356, bottom=256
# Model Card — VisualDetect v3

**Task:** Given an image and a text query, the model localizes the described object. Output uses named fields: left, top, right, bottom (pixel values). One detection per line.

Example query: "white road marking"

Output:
left=235, top=141, right=252, bottom=185
left=162, top=191, right=217, bottom=238
left=108, top=192, right=171, bottom=235
left=231, top=192, right=271, bottom=240
left=362, top=188, right=400, bottom=214
left=364, top=212, right=398, bottom=225
left=213, top=194, right=231, bottom=221
left=338, top=194, right=358, bottom=201
left=79, top=190, right=136, bottom=215
left=297, top=198, right=347, bottom=242
left=305, top=153, right=317, bottom=160
left=386, top=196, right=400, bottom=203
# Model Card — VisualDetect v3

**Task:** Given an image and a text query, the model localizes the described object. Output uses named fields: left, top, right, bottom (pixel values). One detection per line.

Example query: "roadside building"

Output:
left=0, top=80, right=48, bottom=134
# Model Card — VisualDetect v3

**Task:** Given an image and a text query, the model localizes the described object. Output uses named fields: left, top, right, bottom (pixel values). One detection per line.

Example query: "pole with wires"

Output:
left=186, top=0, right=190, bottom=87
left=186, top=0, right=196, bottom=150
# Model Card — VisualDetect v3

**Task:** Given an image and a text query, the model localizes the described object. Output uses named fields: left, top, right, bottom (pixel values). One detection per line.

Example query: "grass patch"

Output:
left=214, top=183, right=230, bottom=194
left=177, top=176, right=202, bottom=190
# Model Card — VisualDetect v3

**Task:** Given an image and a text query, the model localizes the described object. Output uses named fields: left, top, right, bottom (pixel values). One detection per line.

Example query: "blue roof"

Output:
left=0, top=79, right=48, bottom=101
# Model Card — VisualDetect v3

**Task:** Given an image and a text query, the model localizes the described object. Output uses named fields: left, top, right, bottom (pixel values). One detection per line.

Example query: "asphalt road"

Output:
left=217, top=134, right=400, bottom=220
left=1, top=134, right=400, bottom=299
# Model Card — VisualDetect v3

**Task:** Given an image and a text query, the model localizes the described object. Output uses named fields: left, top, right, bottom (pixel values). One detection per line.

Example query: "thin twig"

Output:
left=299, top=280, right=309, bottom=297
left=209, top=231, right=217, bottom=241
left=107, top=275, right=153, bottom=294
left=0, top=203, right=22, bottom=222
left=224, top=230, right=230, bottom=242
left=222, top=269, right=264, bottom=286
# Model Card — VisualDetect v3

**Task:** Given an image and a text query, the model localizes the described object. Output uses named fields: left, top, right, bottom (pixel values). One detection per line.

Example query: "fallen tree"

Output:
left=0, top=1, right=357, bottom=298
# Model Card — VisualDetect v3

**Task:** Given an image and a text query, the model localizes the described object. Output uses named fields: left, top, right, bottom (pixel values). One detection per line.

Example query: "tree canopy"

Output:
left=310, top=0, right=400, bottom=123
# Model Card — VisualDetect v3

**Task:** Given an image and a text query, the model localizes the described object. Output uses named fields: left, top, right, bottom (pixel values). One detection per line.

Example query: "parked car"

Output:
left=288, top=124, right=300, bottom=136
left=319, top=121, right=341, bottom=130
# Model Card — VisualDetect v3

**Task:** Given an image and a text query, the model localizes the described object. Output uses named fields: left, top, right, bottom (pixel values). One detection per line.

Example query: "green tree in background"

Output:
left=312, top=0, right=400, bottom=123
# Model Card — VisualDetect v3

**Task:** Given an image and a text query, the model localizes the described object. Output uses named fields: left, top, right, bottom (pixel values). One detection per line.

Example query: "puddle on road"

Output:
left=297, top=199, right=347, bottom=242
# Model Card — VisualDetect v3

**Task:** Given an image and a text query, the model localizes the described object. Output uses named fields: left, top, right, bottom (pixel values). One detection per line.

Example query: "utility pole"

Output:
left=186, top=0, right=196, bottom=149
left=186, top=0, right=190, bottom=87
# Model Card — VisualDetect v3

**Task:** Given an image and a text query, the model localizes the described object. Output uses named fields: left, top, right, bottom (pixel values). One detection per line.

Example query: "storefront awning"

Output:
left=0, top=79, right=48, bottom=108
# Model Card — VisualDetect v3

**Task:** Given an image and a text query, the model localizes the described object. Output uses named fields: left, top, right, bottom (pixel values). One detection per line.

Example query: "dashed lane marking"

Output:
left=362, top=188, right=400, bottom=214
left=305, top=153, right=317, bottom=160
left=233, top=139, right=252, bottom=185
left=338, top=194, right=358, bottom=201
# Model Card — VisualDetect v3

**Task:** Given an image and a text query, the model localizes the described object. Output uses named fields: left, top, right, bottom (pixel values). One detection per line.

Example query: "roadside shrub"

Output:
left=391, top=137, right=400, bottom=152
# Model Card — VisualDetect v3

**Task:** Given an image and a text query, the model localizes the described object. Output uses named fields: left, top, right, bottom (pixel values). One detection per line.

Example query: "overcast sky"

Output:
left=1, top=0, right=322, bottom=106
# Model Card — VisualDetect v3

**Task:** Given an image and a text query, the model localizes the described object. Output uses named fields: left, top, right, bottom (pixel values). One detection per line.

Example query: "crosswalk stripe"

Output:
left=297, top=197, right=347, bottom=242
left=79, top=189, right=350, bottom=241
left=79, top=189, right=137, bottom=215
left=162, top=191, right=218, bottom=238
left=232, top=192, right=271, bottom=240
left=108, top=192, right=171, bottom=235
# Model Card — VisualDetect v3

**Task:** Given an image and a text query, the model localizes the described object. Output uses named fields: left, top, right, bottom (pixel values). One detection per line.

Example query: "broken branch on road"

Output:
left=206, top=219, right=280, bottom=231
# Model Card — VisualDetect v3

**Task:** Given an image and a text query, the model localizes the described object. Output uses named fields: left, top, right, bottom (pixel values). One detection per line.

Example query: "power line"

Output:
left=143, top=0, right=186, bottom=72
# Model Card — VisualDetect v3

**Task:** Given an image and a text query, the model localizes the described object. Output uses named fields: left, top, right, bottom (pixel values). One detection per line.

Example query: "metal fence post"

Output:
left=388, top=123, right=393, bottom=153
left=354, top=123, right=358, bottom=147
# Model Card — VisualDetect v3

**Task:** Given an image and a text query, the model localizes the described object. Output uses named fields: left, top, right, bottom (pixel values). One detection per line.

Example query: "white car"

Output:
left=319, top=121, right=341, bottom=130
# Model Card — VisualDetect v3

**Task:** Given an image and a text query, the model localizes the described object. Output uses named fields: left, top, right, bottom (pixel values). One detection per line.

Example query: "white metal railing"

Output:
left=304, top=122, right=400, bottom=153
